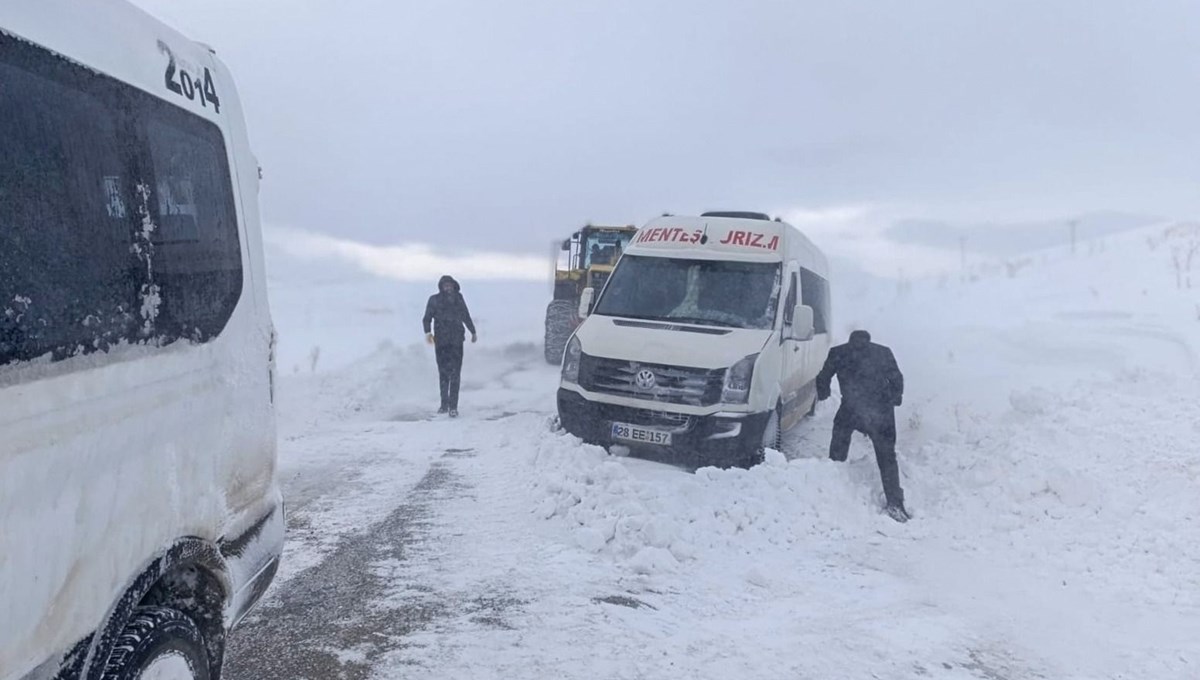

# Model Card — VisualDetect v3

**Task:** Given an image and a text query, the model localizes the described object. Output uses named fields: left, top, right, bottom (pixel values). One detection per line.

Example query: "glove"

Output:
left=471, top=333, right=478, bottom=344
left=893, top=394, right=903, bottom=407
left=425, top=333, right=435, bottom=345
left=817, top=388, right=830, bottom=401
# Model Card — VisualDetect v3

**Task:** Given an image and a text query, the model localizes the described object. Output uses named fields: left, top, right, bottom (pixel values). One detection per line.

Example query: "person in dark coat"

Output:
left=423, top=275, right=477, bottom=417
left=816, top=330, right=909, bottom=522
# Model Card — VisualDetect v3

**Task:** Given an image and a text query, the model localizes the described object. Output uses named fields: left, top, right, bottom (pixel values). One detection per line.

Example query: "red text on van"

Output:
left=635, top=227, right=705, bottom=245
left=719, top=230, right=779, bottom=250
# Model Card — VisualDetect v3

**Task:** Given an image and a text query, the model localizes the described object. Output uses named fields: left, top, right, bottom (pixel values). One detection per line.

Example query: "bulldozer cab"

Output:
left=545, top=224, right=637, bottom=363
left=554, top=225, right=636, bottom=301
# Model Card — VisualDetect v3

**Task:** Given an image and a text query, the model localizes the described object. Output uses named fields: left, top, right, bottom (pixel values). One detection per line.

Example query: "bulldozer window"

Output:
left=584, top=231, right=632, bottom=268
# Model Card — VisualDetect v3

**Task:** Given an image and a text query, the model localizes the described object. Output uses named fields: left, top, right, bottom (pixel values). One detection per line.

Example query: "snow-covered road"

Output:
left=227, top=224, right=1200, bottom=679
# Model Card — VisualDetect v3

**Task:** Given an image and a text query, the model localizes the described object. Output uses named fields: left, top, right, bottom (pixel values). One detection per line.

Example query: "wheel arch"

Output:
left=81, top=537, right=232, bottom=680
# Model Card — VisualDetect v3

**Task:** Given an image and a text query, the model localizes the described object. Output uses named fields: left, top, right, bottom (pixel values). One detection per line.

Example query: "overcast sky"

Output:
left=131, top=0, right=1199, bottom=271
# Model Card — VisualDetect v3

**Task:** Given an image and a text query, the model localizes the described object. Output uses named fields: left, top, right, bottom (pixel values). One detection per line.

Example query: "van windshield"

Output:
left=593, top=255, right=781, bottom=330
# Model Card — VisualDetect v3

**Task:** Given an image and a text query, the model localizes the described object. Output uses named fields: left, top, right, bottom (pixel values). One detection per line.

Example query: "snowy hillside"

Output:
left=264, top=239, right=549, bottom=374
left=887, top=211, right=1162, bottom=258
left=237, top=222, right=1200, bottom=679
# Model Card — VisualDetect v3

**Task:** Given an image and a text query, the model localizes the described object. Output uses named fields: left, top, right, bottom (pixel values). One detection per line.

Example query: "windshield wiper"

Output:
left=596, top=311, right=655, bottom=321
left=665, top=316, right=742, bottom=328
left=598, top=311, right=744, bottom=329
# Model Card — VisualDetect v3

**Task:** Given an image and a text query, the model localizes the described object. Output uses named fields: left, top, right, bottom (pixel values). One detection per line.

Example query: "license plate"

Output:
left=611, top=422, right=673, bottom=446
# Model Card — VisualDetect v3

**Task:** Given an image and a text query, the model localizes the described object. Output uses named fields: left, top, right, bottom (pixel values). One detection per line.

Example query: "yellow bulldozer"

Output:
left=544, top=224, right=638, bottom=364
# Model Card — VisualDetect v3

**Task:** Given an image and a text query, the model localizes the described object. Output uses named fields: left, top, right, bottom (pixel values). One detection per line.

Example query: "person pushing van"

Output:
left=816, top=330, right=910, bottom=523
left=423, top=275, right=477, bottom=417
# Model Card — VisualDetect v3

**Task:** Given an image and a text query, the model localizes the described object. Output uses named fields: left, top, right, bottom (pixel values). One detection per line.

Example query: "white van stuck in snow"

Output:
left=1, top=3, right=282, bottom=679
left=557, top=212, right=832, bottom=467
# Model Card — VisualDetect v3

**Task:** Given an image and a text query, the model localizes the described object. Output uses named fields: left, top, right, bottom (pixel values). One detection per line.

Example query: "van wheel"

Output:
left=733, top=450, right=765, bottom=470
left=762, top=407, right=782, bottom=452
left=102, top=607, right=210, bottom=680
left=734, top=407, right=780, bottom=469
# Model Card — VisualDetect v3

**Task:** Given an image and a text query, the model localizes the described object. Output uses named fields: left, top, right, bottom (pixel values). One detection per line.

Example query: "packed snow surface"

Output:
left=253, top=222, right=1199, bottom=679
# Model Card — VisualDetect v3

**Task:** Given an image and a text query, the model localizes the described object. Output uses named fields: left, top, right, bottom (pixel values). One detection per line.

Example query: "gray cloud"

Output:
left=132, top=0, right=1200, bottom=259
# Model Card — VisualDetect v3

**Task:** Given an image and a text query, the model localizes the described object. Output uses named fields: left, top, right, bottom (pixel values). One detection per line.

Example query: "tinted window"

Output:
left=0, top=34, right=242, bottom=372
left=144, top=115, right=243, bottom=343
left=800, top=268, right=830, bottom=334
left=783, top=272, right=798, bottom=326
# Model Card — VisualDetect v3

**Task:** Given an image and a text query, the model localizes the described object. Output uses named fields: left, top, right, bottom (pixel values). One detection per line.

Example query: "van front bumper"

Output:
left=557, top=388, right=770, bottom=467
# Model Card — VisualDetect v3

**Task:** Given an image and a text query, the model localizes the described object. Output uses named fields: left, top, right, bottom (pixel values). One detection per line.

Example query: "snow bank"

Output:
left=529, top=431, right=888, bottom=574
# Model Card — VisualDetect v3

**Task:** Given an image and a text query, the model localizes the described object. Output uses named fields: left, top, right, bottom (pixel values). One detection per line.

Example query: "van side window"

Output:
left=0, top=46, right=140, bottom=367
left=0, top=34, right=242, bottom=372
left=783, top=272, right=798, bottom=327
left=800, top=268, right=830, bottom=334
left=144, top=116, right=243, bottom=344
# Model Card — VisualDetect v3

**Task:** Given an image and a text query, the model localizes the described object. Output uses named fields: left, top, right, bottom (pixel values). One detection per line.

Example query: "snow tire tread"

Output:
left=102, top=606, right=210, bottom=680
left=544, top=299, right=577, bottom=364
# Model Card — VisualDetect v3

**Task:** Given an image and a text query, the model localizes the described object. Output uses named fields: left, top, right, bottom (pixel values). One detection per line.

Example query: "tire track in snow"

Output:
left=224, top=451, right=482, bottom=679
left=225, top=344, right=553, bottom=678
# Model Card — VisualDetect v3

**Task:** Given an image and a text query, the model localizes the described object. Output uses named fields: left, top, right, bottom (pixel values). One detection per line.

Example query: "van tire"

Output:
left=101, top=606, right=210, bottom=680
left=734, top=449, right=766, bottom=470
left=733, top=407, right=780, bottom=469
left=762, top=406, right=782, bottom=452
left=544, top=300, right=576, bottom=364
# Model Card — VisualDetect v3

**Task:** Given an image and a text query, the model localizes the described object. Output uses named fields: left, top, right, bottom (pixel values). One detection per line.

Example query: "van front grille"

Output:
left=579, top=355, right=724, bottom=407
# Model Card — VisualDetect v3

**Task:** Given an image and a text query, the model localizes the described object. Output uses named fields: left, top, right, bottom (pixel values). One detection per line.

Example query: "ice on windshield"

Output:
left=594, top=255, right=781, bottom=329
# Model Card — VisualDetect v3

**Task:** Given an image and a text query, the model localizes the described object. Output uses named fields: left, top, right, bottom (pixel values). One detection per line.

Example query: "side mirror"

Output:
left=578, top=287, right=596, bottom=319
left=791, top=304, right=815, bottom=341
left=561, top=239, right=571, bottom=251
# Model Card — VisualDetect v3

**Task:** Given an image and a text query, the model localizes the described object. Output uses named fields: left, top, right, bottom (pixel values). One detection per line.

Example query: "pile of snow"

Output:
left=529, top=437, right=882, bottom=575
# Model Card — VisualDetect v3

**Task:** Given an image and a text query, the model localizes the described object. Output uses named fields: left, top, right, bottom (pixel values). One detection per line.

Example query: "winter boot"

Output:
left=884, top=503, right=911, bottom=523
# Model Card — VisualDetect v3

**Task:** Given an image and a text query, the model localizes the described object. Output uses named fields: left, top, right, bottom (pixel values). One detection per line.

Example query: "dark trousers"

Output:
left=435, top=342, right=464, bottom=410
left=830, top=406, right=904, bottom=507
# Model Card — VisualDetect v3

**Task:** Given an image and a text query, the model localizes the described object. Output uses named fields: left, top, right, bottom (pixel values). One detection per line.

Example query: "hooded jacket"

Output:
left=816, top=330, right=904, bottom=413
left=423, top=275, right=476, bottom=345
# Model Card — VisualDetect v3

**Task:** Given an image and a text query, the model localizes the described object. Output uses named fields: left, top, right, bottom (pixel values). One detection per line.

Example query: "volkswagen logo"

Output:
left=634, top=369, right=657, bottom=390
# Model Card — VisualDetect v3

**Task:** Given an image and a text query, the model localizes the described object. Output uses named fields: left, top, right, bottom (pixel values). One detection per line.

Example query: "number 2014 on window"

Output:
left=158, top=41, right=221, bottom=113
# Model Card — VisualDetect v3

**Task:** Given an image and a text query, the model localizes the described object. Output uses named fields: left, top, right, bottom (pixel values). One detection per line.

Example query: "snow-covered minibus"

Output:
left=1, top=2, right=282, bottom=678
left=557, top=212, right=832, bottom=468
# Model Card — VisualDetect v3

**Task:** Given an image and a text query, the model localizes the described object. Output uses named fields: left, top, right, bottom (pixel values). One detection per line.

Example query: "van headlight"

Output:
left=562, top=335, right=583, bottom=383
left=722, top=353, right=759, bottom=404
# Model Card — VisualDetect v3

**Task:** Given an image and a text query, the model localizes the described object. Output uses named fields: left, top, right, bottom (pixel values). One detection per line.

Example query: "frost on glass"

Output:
left=133, top=183, right=163, bottom=337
